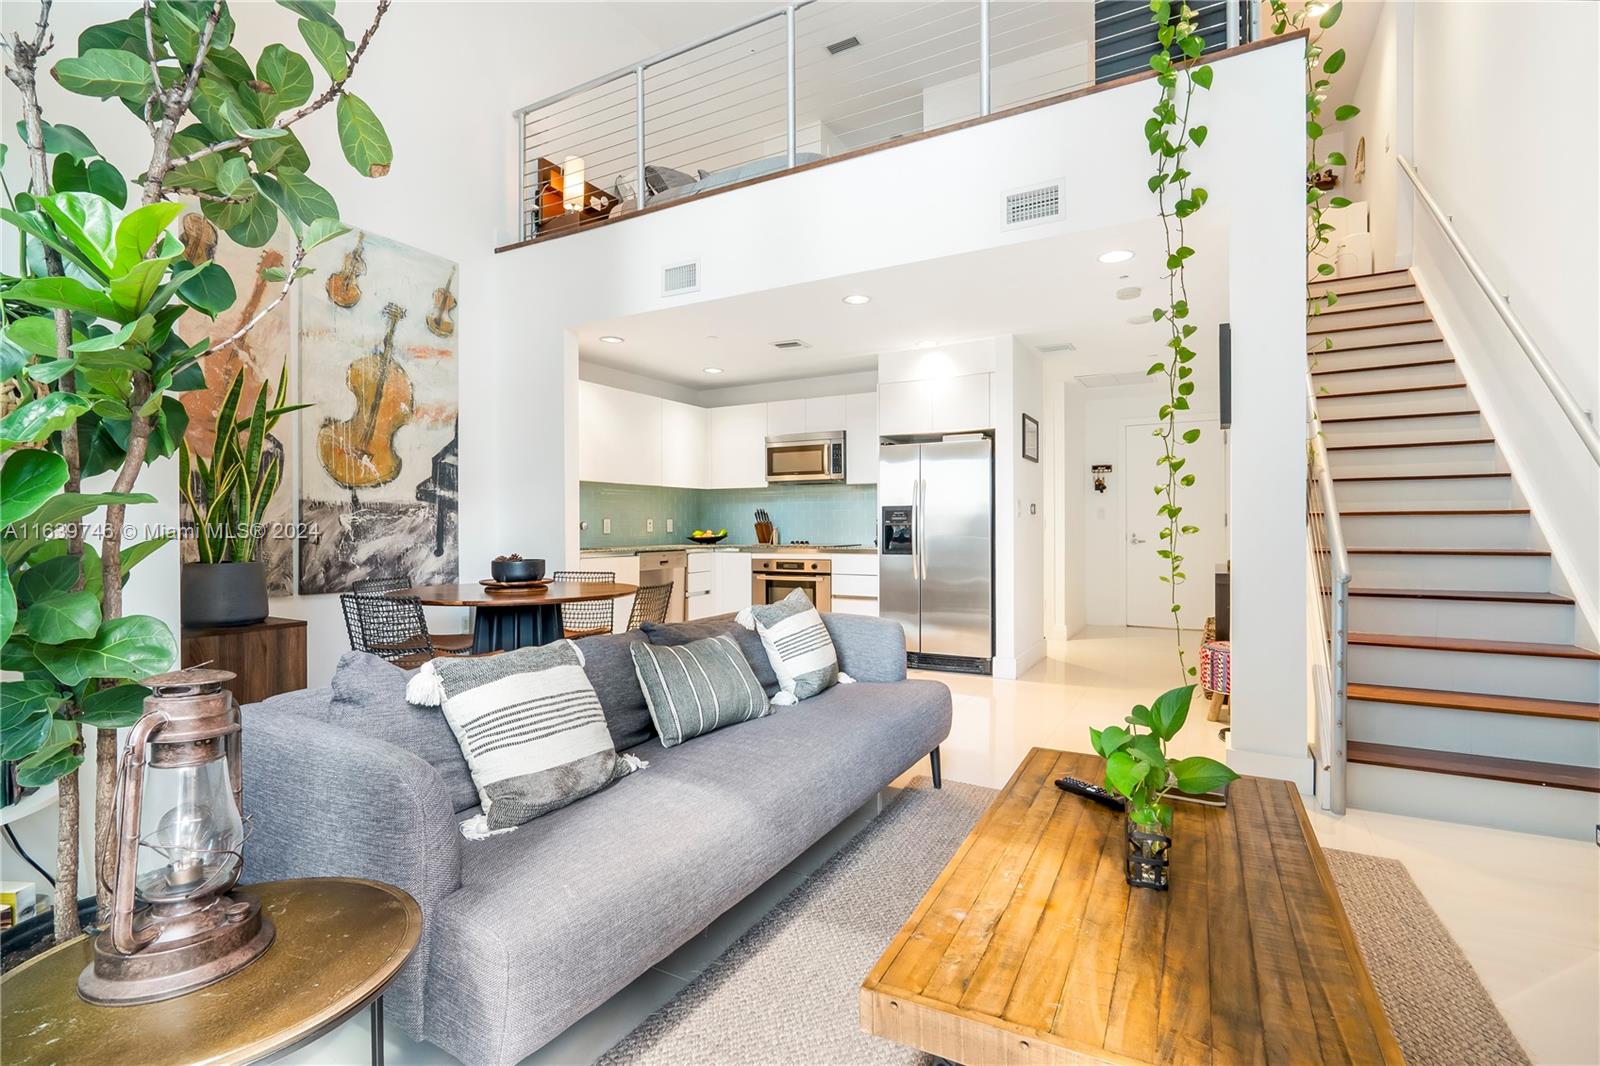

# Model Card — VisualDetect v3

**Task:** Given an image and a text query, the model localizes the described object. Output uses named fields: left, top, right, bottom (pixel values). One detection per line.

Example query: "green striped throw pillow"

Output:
left=630, top=635, right=771, bottom=748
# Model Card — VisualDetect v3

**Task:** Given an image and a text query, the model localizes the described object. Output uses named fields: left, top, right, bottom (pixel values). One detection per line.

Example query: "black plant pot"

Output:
left=0, top=897, right=97, bottom=974
left=1125, top=818, right=1172, bottom=891
left=182, top=562, right=268, bottom=628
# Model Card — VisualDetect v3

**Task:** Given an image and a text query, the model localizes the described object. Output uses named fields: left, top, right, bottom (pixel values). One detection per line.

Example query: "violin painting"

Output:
left=298, top=228, right=460, bottom=596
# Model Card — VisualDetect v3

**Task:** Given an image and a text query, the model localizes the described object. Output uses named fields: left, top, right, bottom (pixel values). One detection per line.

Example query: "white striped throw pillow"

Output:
left=407, top=641, right=644, bottom=837
left=737, top=588, right=854, bottom=704
left=630, top=635, right=771, bottom=747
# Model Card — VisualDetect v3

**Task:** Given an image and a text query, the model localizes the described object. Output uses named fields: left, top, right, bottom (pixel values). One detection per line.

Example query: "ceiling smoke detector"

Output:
left=771, top=339, right=811, bottom=350
left=826, top=36, right=861, bottom=55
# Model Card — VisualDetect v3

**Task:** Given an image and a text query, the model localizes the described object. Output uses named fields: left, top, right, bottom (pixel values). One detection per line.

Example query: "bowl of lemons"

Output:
left=688, top=529, right=730, bottom=544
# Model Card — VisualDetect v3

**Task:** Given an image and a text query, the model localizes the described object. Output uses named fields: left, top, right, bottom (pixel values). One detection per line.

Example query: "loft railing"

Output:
left=1398, top=156, right=1600, bottom=465
left=1307, top=378, right=1351, bottom=814
left=513, top=0, right=1251, bottom=241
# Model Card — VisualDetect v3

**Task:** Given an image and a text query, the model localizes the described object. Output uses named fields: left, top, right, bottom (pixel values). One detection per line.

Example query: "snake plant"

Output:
left=178, top=366, right=309, bottom=564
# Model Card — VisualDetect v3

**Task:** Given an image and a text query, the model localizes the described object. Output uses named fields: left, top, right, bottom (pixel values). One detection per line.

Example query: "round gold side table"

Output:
left=2, top=877, right=422, bottom=1066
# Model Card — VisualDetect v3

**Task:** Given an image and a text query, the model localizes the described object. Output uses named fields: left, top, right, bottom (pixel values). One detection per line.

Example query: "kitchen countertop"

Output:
left=579, top=543, right=877, bottom=557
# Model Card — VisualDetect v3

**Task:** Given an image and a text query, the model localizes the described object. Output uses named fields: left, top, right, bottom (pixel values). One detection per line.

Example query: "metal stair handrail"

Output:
left=1399, top=155, right=1600, bottom=465
left=1307, top=376, right=1352, bottom=815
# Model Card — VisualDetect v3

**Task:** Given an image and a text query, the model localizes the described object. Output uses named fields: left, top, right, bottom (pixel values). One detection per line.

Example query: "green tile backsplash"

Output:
left=580, top=482, right=877, bottom=548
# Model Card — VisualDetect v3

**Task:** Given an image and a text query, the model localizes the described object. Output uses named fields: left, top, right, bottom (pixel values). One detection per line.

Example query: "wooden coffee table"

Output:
left=861, top=748, right=1402, bottom=1065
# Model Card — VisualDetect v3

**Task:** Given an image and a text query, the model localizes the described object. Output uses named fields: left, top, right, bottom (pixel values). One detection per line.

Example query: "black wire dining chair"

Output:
left=351, top=576, right=412, bottom=596
left=340, top=592, right=476, bottom=669
left=552, top=569, right=617, bottom=639
left=625, top=582, right=673, bottom=630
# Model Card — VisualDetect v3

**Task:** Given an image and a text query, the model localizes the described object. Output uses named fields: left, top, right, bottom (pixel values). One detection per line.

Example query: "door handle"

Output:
left=1130, top=533, right=1147, bottom=545
left=917, top=478, right=928, bottom=581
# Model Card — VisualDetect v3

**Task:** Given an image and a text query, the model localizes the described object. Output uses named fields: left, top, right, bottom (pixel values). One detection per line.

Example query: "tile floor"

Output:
left=292, top=626, right=1600, bottom=1065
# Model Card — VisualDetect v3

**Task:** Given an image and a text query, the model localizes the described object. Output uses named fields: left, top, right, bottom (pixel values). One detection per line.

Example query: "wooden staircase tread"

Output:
left=1346, top=684, right=1599, bottom=722
left=1310, top=317, right=1437, bottom=336
left=1326, top=438, right=1494, bottom=451
left=1341, top=508, right=1530, bottom=516
left=1349, top=587, right=1573, bottom=604
left=1307, top=298, right=1426, bottom=318
left=1310, top=337, right=1448, bottom=355
left=1332, top=471, right=1509, bottom=482
left=1320, top=409, right=1480, bottom=424
left=1347, top=742, right=1600, bottom=792
left=1311, top=358, right=1456, bottom=376
left=1308, top=267, right=1414, bottom=288
left=1319, top=382, right=1467, bottom=399
left=1349, top=632, right=1600, bottom=659
left=1346, top=547, right=1548, bottom=556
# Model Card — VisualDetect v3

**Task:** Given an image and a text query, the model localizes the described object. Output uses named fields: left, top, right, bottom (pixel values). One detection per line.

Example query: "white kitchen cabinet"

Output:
left=829, top=552, right=879, bottom=616
left=660, top=400, right=708, bottom=488
left=708, top=404, right=768, bottom=488
left=766, top=398, right=807, bottom=437
left=579, top=381, right=662, bottom=486
left=876, top=373, right=991, bottom=436
left=713, top=552, right=753, bottom=615
left=845, top=392, right=877, bottom=484
left=803, top=395, right=848, bottom=433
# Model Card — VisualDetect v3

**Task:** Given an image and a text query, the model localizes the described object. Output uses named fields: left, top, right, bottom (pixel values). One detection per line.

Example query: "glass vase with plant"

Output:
left=1090, top=684, right=1239, bottom=889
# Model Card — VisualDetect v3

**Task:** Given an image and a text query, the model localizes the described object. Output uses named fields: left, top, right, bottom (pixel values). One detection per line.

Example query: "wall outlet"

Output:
left=666, top=518, right=674, bottom=533
left=602, top=517, right=612, bottom=535
left=646, top=518, right=655, bottom=533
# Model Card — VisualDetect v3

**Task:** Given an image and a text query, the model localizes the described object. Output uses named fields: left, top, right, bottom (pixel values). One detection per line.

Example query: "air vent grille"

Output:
left=1076, top=371, right=1160, bottom=388
left=771, top=339, right=811, bottom=350
left=662, top=260, right=699, bottom=295
left=1037, top=342, right=1077, bottom=353
left=1005, top=182, right=1061, bottom=227
left=827, top=36, right=861, bottom=55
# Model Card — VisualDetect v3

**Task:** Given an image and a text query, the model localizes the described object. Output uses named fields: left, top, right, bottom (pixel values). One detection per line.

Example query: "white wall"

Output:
left=996, top=338, right=1046, bottom=677
left=1338, top=0, right=1412, bottom=272
left=1406, top=0, right=1600, bottom=633
left=1044, top=375, right=1088, bottom=640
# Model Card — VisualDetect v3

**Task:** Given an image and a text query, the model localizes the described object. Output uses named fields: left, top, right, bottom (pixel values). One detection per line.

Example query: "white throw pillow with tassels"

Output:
left=736, top=589, right=853, bottom=704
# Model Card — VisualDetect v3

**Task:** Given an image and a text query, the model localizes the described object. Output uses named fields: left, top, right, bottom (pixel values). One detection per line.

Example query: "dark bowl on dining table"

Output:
left=491, top=557, right=545, bottom=583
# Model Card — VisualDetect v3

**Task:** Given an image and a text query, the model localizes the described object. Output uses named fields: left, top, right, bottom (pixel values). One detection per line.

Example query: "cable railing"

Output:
left=514, top=0, right=1249, bottom=240
left=1307, top=378, right=1351, bottom=815
left=1398, top=156, right=1600, bottom=465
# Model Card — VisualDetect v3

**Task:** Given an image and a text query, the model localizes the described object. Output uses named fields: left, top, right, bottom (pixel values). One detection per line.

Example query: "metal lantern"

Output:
left=78, top=668, right=275, bottom=1005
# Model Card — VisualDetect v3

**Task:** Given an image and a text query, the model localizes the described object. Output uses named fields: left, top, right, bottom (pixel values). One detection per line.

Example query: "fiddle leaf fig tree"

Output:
left=2, top=0, right=389, bottom=942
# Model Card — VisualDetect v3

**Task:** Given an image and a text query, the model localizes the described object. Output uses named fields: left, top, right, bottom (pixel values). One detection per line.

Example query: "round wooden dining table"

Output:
left=395, top=582, right=637, bottom=652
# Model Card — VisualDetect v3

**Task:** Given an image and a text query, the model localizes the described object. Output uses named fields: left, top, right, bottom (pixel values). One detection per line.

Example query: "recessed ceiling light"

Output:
left=1126, top=313, right=1149, bottom=325
left=1098, top=249, right=1135, bottom=264
left=1116, top=286, right=1142, bottom=301
left=599, top=335, right=624, bottom=343
left=702, top=366, right=724, bottom=375
left=842, top=294, right=871, bottom=305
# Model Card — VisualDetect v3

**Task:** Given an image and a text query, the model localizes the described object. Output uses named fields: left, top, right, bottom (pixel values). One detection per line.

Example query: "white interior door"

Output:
left=1124, top=419, right=1226, bottom=629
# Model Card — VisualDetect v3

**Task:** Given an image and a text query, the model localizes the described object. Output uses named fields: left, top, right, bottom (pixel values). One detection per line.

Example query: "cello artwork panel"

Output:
left=297, top=228, right=460, bottom=595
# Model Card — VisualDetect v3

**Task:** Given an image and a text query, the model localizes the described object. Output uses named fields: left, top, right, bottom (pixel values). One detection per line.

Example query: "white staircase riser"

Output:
left=1308, top=302, right=1430, bottom=329
left=1341, top=512, right=1537, bottom=549
left=1310, top=273, right=1414, bottom=297
left=1333, top=477, right=1518, bottom=508
left=1311, top=322, right=1442, bottom=350
left=1313, top=284, right=1420, bottom=310
left=1309, top=340, right=1449, bottom=371
left=1348, top=597, right=1575, bottom=644
left=1347, top=553, right=1549, bottom=591
left=1319, top=411, right=1488, bottom=445
left=1345, top=763, right=1600, bottom=841
left=1349, top=645, right=1600, bottom=702
left=1316, top=386, right=1472, bottom=417
left=1327, top=443, right=1503, bottom=477
left=1312, top=363, right=1463, bottom=391
left=1348, top=701, right=1600, bottom=768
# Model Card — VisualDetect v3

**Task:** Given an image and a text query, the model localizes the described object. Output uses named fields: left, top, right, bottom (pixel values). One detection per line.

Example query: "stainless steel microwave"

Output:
left=765, top=431, right=845, bottom=483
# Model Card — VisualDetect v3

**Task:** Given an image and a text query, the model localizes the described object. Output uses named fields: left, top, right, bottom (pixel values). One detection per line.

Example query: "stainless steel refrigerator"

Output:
left=879, top=436, right=993, bottom=673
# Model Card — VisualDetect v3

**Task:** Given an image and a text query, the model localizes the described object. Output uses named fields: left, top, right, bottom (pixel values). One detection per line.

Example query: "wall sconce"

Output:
left=1092, top=464, right=1112, bottom=494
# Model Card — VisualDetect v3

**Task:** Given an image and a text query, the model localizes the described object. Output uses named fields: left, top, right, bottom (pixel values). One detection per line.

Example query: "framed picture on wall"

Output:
left=1021, top=413, right=1039, bottom=463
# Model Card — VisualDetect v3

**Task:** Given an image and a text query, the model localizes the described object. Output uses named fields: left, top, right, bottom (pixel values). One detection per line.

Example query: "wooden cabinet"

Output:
left=878, top=373, right=992, bottom=436
left=579, top=381, right=662, bottom=485
left=660, top=400, right=708, bottom=488
left=846, top=392, right=878, bottom=485
left=181, top=617, right=307, bottom=706
left=804, top=395, right=848, bottom=433
left=708, top=404, right=768, bottom=488
left=766, top=398, right=806, bottom=437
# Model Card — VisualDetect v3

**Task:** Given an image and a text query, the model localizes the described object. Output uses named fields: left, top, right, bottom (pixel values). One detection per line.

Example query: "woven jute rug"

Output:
left=601, top=779, right=1527, bottom=1066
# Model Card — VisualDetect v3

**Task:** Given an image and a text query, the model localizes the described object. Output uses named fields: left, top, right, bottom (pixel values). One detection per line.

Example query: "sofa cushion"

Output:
left=744, top=588, right=842, bottom=701
left=630, top=635, right=770, bottom=747
left=430, top=677, right=953, bottom=1064
left=573, top=629, right=655, bottom=751
left=330, top=652, right=478, bottom=812
left=642, top=615, right=779, bottom=696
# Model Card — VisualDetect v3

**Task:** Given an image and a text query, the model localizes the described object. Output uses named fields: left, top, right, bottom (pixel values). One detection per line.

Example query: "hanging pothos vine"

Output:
left=1144, top=0, right=1213, bottom=681
left=1271, top=0, right=1359, bottom=336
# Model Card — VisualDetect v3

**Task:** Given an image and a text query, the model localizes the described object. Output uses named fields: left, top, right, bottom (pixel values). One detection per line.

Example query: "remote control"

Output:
left=1055, top=775, right=1125, bottom=811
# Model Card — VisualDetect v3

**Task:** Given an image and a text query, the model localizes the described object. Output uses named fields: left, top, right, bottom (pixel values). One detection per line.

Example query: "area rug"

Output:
left=600, top=779, right=1526, bottom=1066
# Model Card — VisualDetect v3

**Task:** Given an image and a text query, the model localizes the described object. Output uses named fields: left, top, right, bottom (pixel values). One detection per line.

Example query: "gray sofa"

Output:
left=241, top=612, right=951, bottom=1065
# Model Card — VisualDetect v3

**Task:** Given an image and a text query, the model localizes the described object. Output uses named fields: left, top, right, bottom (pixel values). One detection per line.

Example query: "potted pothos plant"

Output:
left=177, top=364, right=305, bottom=627
left=1, top=0, right=391, bottom=950
left=1090, top=684, right=1239, bottom=890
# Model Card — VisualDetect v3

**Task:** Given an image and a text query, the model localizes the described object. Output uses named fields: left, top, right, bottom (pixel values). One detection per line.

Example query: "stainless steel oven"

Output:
left=751, top=556, right=832, bottom=611
left=765, top=432, right=845, bottom=483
